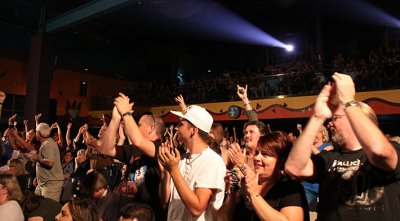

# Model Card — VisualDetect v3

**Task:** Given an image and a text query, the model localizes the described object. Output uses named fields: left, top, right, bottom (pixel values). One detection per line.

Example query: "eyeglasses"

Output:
left=331, top=114, right=347, bottom=121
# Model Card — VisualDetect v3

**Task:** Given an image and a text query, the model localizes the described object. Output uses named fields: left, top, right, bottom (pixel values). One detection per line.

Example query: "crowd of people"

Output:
left=0, top=72, right=400, bottom=221
left=126, top=47, right=400, bottom=106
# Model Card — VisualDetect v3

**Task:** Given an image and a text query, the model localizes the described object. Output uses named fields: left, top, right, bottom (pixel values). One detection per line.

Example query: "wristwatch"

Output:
left=344, top=100, right=359, bottom=108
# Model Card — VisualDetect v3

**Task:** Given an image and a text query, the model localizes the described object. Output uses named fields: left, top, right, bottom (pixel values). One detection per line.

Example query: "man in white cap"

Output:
left=34, top=122, right=64, bottom=201
left=159, top=105, right=226, bottom=221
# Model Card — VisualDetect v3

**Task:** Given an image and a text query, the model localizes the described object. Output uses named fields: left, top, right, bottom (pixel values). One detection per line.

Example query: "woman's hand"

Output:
left=228, top=143, right=246, bottom=168
left=244, top=169, right=259, bottom=198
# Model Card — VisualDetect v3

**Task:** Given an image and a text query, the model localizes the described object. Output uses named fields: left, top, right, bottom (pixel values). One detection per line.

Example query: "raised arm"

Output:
left=333, top=73, right=397, bottom=171
left=74, top=124, right=85, bottom=143
left=117, top=123, right=126, bottom=146
left=65, top=122, right=72, bottom=149
left=285, top=84, right=333, bottom=179
left=23, top=120, right=29, bottom=139
left=175, top=94, right=187, bottom=113
left=6, top=129, right=20, bottom=150
left=237, top=84, right=258, bottom=122
left=98, top=107, right=120, bottom=157
left=114, top=93, right=157, bottom=157
left=34, top=113, right=42, bottom=127
left=53, top=122, right=64, bottom=148
left=8, top=114, right=17, bottom=128
left=11, top=129, right=35, bottom=151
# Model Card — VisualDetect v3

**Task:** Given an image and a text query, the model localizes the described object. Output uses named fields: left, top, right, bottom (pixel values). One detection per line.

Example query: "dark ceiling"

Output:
left=0, top=0, right=399, bottom=81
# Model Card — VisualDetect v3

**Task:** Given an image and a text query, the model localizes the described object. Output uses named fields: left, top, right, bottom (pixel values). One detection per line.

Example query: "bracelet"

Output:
left=252, top=193, right=260, bottom=200
left=121, top=111, right=133, bottom=118
left=244, top=102, right=251, bottom=106
left=247, top=193, right=260, bottom=201
left=239, top=164, right=247, bottom=171
left=344, top=100, right=359, bottom=109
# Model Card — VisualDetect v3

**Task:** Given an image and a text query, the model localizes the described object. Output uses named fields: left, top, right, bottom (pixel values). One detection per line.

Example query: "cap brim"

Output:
left=170, top=110, right=185, bottom=119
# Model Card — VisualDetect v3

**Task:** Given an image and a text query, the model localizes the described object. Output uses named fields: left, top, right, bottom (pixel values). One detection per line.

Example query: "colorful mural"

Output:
left=89, top=89, right=400, bottom=124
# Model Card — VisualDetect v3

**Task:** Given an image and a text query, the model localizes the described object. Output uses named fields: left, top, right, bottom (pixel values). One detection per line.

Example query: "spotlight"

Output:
left=285, top=44, right=294, bottom=52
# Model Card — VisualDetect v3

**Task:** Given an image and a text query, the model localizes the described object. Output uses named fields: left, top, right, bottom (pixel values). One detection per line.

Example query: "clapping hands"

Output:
left=158, top=142, right=180, bottom=173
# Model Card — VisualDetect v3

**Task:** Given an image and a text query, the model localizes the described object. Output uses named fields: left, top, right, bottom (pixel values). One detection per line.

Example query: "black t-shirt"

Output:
left=114, top=141, right=161, bottom=193
left=71, top=159, right=90, bottom=180
left=311, top=142, right=400, bottom=221
left=232, top=177, right=310, bottom=221
left=115, top=141, right=164, bottom=220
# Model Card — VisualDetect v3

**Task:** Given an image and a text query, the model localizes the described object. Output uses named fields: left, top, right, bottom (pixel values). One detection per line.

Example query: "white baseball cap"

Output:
left=170, top=105, right=213, bottom=133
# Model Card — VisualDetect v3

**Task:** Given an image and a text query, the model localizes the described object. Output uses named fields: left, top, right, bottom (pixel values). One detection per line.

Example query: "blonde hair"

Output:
left=357, top=101, right=378, bottom=125
left=320, top=126, right=330, bottom=142
left=390, top=136, right=400, bottom=144
left=8, top=159, right=26, bottom=176
left=0, top=174, right=24, bottom=203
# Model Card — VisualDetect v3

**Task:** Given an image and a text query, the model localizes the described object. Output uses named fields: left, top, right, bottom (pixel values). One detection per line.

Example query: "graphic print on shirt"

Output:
left=328, top=158, right=384, bottom=210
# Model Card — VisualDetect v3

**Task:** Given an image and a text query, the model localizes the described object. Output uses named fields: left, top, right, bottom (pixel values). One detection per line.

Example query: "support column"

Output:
left=24, top=33, right=55, bottom=127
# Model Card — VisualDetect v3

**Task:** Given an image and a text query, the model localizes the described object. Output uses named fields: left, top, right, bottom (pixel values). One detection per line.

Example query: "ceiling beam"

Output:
left=44, top=0, right=136, bottom=33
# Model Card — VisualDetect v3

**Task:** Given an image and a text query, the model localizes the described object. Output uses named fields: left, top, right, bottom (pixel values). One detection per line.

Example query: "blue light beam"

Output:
left=154, top=1, right=289, bottom=49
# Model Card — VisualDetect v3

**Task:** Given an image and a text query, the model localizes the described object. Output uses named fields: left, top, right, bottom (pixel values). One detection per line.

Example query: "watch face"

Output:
left=228, top=105, right=241, bottom=119
left=345, top=101, right=359, bottom=108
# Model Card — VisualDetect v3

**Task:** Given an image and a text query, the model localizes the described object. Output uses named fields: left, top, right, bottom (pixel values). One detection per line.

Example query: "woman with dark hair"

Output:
left=21, top=191, right=62, bottom=221
left=55, top=198, right=99, bottom=221
left=209, top=123, right=224, bottom=155
left=0, top=174, right=24, bottom=221
left=120, top=203, right=155, bottom=221
left=219, top=131, right=309, bottom=221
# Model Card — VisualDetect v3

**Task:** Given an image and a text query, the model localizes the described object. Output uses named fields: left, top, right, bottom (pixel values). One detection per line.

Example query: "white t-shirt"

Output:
left=0, top=200, right=24, bottom=221
left=168, top=147, right=226, bottom=221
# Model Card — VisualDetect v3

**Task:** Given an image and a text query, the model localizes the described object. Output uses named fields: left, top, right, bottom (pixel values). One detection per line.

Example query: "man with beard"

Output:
left=235, top=84, right=268, bottom=170
left=285, top=73, right=400, bottom=221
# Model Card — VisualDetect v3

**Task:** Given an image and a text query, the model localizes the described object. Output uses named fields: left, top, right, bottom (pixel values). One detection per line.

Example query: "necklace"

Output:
left=185, top=152, right=202, bottom=165
left=183, top=150, right=205, bottom=184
